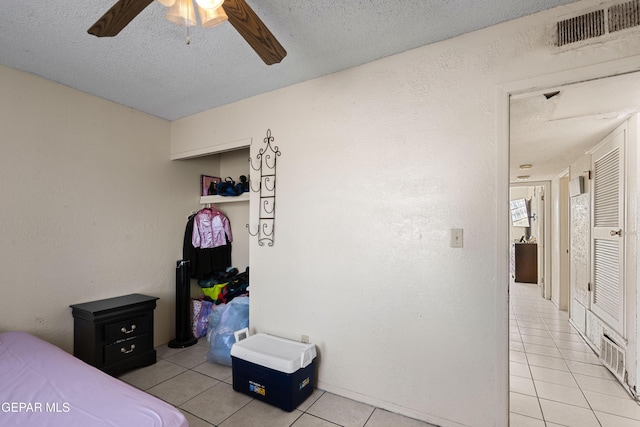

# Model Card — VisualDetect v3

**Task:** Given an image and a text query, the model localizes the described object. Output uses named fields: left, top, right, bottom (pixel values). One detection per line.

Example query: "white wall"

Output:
left=569, top=154, right=592, bottom=335
left=626, top=115, right=638, bottom=389
left=170, top=2, right=640, bottom=424
left=218, top=149, right=250, bottom=272
left=0, top=64, right=214, bottom=351
left=1, top=0, right=639, bottom=425
left=551, top=174, right=570, bottom=310
left=551, top=176, right=562, bottom=306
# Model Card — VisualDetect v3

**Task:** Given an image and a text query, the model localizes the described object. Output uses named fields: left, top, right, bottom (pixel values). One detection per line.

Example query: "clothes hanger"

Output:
left=201, top=204, right=223, bottom=215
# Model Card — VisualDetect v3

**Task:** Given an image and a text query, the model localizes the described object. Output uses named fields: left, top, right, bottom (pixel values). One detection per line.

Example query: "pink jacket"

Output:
left=192, top=208, right=233, bottom=249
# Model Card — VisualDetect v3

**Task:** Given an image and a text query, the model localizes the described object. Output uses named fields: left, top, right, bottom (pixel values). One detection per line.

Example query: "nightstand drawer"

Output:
left=104, top=335, right=153, bottom=365
left=104, top=314, right=152, bottom=343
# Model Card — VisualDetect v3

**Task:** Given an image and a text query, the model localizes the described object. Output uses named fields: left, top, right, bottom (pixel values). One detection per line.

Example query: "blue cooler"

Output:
left=230, top=333, right=317, bottom=411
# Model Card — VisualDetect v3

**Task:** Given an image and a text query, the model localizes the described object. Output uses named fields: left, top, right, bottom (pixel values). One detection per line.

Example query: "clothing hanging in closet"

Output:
left=183, top=207, right=233, bottom=280
left=192, top=207, right=233, bottom=249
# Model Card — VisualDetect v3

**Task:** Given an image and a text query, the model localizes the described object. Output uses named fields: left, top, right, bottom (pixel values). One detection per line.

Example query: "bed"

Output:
left=0, top=331, right=187, bottom=427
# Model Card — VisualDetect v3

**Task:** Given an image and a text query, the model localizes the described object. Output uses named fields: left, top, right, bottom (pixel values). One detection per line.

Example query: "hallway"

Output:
left=509, top=281, right=640, bottom=426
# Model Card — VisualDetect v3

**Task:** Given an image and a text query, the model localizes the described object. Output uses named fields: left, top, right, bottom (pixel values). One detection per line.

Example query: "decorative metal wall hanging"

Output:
left=247, top=129, right=280, bottom=246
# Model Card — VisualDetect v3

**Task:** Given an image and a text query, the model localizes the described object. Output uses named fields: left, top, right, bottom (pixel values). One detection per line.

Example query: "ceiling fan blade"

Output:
left=88, top=0, right=154, bottom=37
left=222, top=0, right=287, bottom=65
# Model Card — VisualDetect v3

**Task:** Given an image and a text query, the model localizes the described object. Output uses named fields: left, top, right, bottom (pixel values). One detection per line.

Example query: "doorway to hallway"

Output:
left=506, top=68, right=640, bottom=423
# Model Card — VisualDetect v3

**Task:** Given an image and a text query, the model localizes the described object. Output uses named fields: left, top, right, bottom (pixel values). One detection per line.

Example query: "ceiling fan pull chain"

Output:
left=186, top=24, right=191, bottom=45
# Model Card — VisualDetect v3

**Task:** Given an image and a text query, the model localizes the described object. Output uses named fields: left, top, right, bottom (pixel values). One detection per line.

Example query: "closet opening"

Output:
left=184, top=147, right=251, bottom=299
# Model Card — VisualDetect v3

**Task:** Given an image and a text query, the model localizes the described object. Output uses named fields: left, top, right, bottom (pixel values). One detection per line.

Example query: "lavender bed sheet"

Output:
left=0, top=331, right=187, bottom=427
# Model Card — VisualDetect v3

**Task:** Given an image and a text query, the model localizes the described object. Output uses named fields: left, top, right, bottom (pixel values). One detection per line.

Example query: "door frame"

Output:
left=510, top=181, right=552, bottom=298
left=559, top=170, right=570, bottom=310
left=496, top=55, right=640, bottom=425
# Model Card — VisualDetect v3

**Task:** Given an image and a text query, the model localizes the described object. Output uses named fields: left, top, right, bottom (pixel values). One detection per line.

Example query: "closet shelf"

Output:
left=200, top=193, right=249, bottom=205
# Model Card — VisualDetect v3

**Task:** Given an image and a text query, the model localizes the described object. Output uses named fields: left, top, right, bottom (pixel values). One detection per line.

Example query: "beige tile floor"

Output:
left=510, top=281, right=640, bottom=426
left=118, top=338, right=437, bottom=427
left=117, top=281, right=640, bottom=427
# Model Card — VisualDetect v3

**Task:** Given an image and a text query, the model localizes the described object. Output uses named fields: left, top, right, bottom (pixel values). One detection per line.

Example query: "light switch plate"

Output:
left=450, top=229, right=463, bottom=248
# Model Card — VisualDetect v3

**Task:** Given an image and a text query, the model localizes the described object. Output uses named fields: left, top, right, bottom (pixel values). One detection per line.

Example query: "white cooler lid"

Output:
left=230, top=333, right=317, bottom=374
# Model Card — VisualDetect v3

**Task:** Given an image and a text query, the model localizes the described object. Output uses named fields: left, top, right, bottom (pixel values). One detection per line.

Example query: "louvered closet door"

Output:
left=591, top=125, right=626, bottom=337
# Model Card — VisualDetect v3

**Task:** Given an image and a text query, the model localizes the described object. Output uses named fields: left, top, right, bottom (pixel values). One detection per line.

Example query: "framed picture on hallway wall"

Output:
left=201, top=175, right=221, bottom=196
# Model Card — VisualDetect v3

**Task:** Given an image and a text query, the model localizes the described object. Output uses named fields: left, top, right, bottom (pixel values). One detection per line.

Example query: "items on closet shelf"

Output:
left=183, top=206, right=233, bottom=280
left=216, top=176, right=248, bottom=197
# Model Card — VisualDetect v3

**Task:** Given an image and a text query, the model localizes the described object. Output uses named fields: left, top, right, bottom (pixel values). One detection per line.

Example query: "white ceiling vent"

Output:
left=556, top=1, right=640, bottom=47
left=609, top=0, right=640, bottom=32
left=557, top=10, right=605, bottom=46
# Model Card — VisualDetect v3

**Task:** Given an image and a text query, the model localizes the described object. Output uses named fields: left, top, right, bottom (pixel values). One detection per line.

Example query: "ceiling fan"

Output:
left=87, top=0, right=287, bottom=65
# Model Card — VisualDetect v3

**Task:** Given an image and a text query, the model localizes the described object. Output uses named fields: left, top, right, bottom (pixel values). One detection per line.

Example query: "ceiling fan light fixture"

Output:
left=195, top=0, right=224, bottom=10
left=198, top=4, right=228, bottom=27
left=166, top=0, right=197, bottom=27
left=87, top=0, right=286, bottom=64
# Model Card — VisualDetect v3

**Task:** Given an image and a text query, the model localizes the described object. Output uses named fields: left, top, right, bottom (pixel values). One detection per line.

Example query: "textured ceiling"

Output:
left=9, top=0, right=626, bottom=184
left=0, top=0, right=577, bottom=121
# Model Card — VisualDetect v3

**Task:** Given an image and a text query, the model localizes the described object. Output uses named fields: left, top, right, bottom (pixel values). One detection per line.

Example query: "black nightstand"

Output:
left=70, top=293, right=159, bottom=376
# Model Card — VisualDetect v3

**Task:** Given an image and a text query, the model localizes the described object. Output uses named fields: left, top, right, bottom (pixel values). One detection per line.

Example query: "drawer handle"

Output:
left=120, top=325, right=137, bottom=334
left=120, top=344, right=136, bottom=354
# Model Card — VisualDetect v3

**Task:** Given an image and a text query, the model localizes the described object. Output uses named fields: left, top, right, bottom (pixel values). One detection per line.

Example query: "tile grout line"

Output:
left=124, top=340, right=437, bottom=427
left=510, top=283, right=628, bottom=427
left=543, top=311, right=604, bottom=427
left=523, top=323, right=547, bottom=424
left=156, top=348, right=337, bottom=427
left=511, top=299, right=548, bottom=424
left=150, top=347, right=230, bottom=427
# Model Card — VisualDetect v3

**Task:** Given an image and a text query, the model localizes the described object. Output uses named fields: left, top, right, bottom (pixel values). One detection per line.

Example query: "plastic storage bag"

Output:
left=206, top=303, right=227, bottom=341
left=206, top=296, right=249, bottom=366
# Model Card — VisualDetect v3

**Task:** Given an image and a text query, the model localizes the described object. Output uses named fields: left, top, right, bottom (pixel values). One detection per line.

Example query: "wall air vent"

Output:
left=609, top=0, right=640, bottom=32
left=556, top=10, right=605, bottom=46
left=556, top=1, right=640, bottom=47
left=600, top=334, right=626, bottom=383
